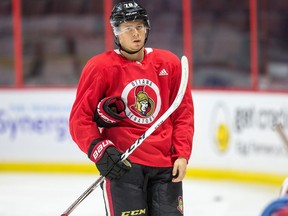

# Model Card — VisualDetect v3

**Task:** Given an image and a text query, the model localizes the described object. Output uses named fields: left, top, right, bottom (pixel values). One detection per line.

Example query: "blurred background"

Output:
left=0, top=0, right=288, bottom=215
left=1, top=0, right=288, bottom=89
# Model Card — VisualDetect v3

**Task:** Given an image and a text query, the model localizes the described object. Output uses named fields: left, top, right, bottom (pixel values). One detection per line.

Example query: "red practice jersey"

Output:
left=69, top=48, right=194, bottom=167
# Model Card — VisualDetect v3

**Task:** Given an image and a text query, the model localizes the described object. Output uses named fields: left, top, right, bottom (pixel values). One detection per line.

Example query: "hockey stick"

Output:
left=60, top=56, right=189, bottom=216
left=280, top=177, right=288, bottom=196
left=273, top=124, right=288, bottom=196
left=274, top=123, right=288, bottom=152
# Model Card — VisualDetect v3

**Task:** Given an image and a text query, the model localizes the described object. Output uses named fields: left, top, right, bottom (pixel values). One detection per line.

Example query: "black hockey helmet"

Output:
left=110, top=1, right=150, bottom=46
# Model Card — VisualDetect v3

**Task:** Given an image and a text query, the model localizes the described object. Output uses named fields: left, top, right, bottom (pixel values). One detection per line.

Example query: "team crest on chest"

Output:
left=122, top=79, right=161, bottom=124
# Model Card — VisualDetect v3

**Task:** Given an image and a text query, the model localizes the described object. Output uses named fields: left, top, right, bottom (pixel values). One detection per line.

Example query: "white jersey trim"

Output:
left=114, top=49, right=121, bottom=54
left=145, top=47, right=153, bottom=54
left=113, top=48, right=153, bottom=55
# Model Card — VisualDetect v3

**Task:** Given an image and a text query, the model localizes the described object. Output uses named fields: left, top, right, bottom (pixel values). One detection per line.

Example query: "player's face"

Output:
left=117, top=20, right=147, bottom=52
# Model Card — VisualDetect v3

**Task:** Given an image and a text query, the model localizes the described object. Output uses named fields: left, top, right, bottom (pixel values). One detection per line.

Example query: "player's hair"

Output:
left=110, top=1, right=150, bottom=47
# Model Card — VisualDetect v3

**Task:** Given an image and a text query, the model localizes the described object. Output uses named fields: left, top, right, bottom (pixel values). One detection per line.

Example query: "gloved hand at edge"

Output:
left=88, top=139, right=132, bottom=180
left=94, top=96, right=126, bottom=128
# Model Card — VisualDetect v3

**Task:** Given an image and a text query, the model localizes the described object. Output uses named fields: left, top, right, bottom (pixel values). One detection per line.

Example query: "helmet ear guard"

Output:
left=110, top=1, right=150, bottom=47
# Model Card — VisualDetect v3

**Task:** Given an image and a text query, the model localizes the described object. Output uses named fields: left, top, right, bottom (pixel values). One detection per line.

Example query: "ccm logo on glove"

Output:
left=90, top=139, right=114, bottom=162
left=97, top=108, right=116, bottom=124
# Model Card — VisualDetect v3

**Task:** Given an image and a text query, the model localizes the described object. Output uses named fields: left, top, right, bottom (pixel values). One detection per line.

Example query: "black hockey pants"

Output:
left=100, top=163, right=184, bottom=216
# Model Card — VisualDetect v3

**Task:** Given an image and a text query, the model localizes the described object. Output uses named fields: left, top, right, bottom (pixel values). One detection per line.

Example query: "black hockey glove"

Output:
left=94, top=96, right=126, bottom=128
left=88, top=139, right=132, bottom=180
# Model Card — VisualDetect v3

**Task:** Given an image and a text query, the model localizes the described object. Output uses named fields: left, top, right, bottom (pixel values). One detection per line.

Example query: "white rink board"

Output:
left=0, top=89, right=287, bottom=175
left=191, top=91, right=288, bottom=175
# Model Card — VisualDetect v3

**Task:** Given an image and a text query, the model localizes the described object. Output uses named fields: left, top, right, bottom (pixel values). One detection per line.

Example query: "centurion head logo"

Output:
left=133, top=86, right=155, bottom=116
left=122, top=79, right=161, bottom=124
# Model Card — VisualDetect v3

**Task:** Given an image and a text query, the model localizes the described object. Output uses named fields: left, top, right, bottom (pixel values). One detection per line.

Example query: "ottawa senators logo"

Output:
left=132, top=86, right=155, bottom=116
left=177, top=196, right=183, bottom=214
left=122, top=79, right=161, bottom=124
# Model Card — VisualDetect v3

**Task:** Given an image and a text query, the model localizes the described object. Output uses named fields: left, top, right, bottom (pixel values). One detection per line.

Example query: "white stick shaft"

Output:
left=280, top=177, right=288, bottom=196
left=60, top=55, right=189, bottom=216
left=273, top=124, right=288, bottom=196
left=274, top=123, right=288, bottom=151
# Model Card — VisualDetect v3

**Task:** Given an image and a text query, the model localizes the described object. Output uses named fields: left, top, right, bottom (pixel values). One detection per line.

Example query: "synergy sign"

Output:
left=0, top=89, right=85, bottom=162
left=0, top=102, right=69, bottom=141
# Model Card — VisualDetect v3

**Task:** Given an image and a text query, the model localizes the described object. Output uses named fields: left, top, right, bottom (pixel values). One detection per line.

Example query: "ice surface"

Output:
left=0, top=173, right=280, bottom=216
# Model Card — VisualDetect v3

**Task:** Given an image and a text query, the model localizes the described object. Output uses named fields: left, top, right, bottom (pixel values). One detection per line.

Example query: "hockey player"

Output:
left=69, top=1, right=194, bottom=215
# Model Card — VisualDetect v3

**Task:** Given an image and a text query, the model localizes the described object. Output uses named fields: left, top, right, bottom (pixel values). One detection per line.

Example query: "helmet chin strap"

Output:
left=120, top=44, right=144, bottom=55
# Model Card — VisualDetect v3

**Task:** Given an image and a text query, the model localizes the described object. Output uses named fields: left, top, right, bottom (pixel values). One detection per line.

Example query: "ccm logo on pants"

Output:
left=121, top=208, right=146, bottom=216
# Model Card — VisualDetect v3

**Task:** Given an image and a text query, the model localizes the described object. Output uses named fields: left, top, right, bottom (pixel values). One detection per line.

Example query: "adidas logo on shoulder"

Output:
left=159, top=69, right=168, bottom=76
